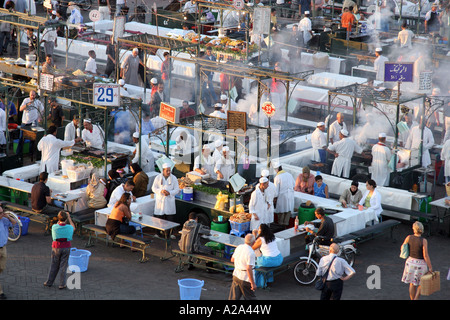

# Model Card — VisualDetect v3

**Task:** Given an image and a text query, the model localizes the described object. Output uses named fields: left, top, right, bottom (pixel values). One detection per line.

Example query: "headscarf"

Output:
left=87, top=172, right=100, bottom=193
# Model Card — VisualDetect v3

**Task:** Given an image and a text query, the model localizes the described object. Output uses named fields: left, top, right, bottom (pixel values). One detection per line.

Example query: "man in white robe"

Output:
left=193, top=145, right=215, bottom=177
left=311, top=122, right=327, bottom=163
left=214, top=146, right=235, bottom=181
left=373, top=47, right=389, bottom=82
left=37, top=125, right=81, bottom=174
left=272, top=160, right=295, bottom=227
left=328, top=112, right=347, bottom=144
left=152, top=163, right=180, bottom=224
left=371, top=133, right=391, bottom=187
left=327, top=129, right=363, bottom=178
left=249, top=177, right=270, bottom=231
left=81, top=119, right=104, bottom=149
left=405, top=123, right=435, bottom=168
left=259, top=169, right=277, bottom=225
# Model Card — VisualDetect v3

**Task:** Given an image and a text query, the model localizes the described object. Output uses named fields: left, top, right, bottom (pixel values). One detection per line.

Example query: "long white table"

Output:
left=2, top=163, right=41, bottom=182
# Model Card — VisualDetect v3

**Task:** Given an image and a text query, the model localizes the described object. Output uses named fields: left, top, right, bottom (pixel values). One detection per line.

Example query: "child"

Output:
left=313, top=175, right=329, bottom=198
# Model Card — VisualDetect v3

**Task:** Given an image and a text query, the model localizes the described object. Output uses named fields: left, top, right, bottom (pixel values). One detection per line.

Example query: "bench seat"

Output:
left=71, top=208, right=96, bottom=236
left=349, top=219, right=401, bottom=244
left=172, top=249, right=235, bottom=274
left=82, top=224, right=152, bottom=263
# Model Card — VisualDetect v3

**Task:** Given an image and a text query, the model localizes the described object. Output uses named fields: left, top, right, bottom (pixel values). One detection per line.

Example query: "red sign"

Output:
left=159, top=102, right=179, bottom=123
left=262, top=101, right=276, bottom=118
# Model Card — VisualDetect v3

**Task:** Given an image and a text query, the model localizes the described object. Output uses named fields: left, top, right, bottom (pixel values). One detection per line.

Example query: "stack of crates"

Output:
left=229, top=220, right=251, bottom=237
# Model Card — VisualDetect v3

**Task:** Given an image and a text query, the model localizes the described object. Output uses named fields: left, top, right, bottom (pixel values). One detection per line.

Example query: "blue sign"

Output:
left=384, top=63, right=414, bottom=82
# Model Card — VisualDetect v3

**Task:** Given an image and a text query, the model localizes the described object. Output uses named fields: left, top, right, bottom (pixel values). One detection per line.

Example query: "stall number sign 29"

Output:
left=93, top=83, right=120, bottom=106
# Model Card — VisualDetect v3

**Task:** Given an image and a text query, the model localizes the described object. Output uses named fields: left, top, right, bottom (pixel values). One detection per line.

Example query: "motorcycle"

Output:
left=293, top=236, right=357, bottom=285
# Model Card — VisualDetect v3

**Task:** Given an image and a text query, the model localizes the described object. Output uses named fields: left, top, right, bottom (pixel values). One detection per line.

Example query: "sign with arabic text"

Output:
left=384, top=63, right=414, bottom=82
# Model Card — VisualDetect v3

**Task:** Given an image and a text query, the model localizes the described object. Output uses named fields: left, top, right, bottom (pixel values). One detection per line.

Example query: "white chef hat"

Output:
left=259, top=177, right=268, bottom=184
left=162, top=163, right=171, bottom=169
left=84, top=118, right=91, bottom=123
left=52, top=10, right=57, bottom=15
left=133, top=132, right=140, bottom=138
left=378, top=132, right=386, bottom=138
left=220, top=94, right=228, bottom=100
left=214, top=103, right=222, bottom=109
left=304, top=10, right=310, bottom=14
left=317, top=121, right=325, bottom=127
left=340, top=129, right=349, bottom=136
left=119, top=79, right=125, bottom=86
left=271, top=159, right=280, bottom=168
left=375, top=47, right=383, bottom=52
left=260, top=169, right=270, bottom=177
left=215, top=139, right=223, bottom=147
left=223, top=146, right=230, bottom=152
left=151, top=78, right=158, bottom=84
left=202, top=144, right=210, bottom=150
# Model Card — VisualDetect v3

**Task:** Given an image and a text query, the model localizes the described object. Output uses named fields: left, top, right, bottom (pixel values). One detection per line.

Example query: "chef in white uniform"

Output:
left=249, top=177, right=270, bottom=231
left=259, top=169, right=277, bottom=225
left=131, top=132, right=154, bottom=173
left=37, top=125, right=81, bottom=174
left=311, top=121, right=327, bottom=163
left=214, top=146, right=235, bottom=181
left=193, top=144, right=215, bottom=177
left=81, top=118, right=105, bottom=149
left=152, top=163, right=180, bottom=223
left=328, top=112, right=347, bottom=144
left=0, top=107, right=6, bottom=147
left=64, top=115, right=80, bottom=141
left=405, top=121, right=435, bottom=168
left=212, top=139, right=224, bottom=163
left=373, top=47, right=389, bottom=82
left=272, top=160, right=295, bottom=227
left=327, top=129, right=363, bottom=178
left=370, top=132, right=392, bottom=187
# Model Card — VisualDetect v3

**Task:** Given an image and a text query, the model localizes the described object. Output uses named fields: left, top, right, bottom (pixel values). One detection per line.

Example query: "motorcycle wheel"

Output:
left=81, top=0, right=92, bottom=11
left=293, top=258, right=318, bottom=285
left=343, top=248, right=355, bottom=267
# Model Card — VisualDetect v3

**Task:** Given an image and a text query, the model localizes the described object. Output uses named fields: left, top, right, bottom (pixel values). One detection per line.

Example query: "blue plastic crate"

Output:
left=230, top=220, right=250, bottom=234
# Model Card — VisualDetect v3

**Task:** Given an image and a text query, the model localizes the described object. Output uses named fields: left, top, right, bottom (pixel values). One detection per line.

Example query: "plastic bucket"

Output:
left=68, top=248, right=91, bottom=272
left=18, top=216, right=30, bottom=235
left=298, top=204, right=316, bottom=224
left=178, top=278, right=204, bottom=300
left=182, top=187, right=193, bottom=201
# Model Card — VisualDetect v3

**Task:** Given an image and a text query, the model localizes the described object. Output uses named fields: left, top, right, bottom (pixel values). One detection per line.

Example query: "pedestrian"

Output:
left=401, top=221, right=433, bottom=300
left=0, top=204, right=17, bottom=300
left=228, top=233, right=257, bottom=300
left=121, top=48, right=143, bottom=87
left=105, top=35, right=117, bottom=78
left=43, top=211, right=75, bottom=289
left=316, top=243, right=355, bottom=300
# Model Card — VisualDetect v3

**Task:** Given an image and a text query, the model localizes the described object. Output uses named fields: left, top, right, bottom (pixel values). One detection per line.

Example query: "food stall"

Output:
left=326, top=82, right=427, bottom=189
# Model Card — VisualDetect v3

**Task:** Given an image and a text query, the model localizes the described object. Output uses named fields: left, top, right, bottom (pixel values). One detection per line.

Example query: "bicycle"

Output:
left=7, top=211, right=22, bottom=242
left=293, top=236, right=357, bottom=285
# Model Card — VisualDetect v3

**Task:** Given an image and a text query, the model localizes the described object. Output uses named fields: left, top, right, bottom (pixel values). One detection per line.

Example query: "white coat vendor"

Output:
left=249, top=177, right=270, bottom=231
left=259, top=169, right=277, bottom=224
left=214, top=146, right=235, bottom=181
left=81, top=118, right=105, bottom=149
left=370, top=132, right=391, bottom=187
left=405, top=122, right=434, bottom=168
left=37, top=125, right=81, bottom=174
left=311, top=121, right=327, bottom=163
left=132, top=132, right=155, bottom=173
left=327, top=129, right=363, bottom=178
left=272, top=160, right=295, bottom=227
left=152, top=163, right=180, bottom=222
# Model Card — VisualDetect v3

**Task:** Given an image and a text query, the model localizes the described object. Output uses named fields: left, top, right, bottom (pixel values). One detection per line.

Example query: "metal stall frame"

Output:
left=327, top=83, right=426, bottom=175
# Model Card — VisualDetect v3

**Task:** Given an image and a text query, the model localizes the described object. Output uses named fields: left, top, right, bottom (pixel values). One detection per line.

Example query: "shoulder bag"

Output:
left=315, top=256, right=337, bottom=291
left=400, top=243, right=409, bottom=259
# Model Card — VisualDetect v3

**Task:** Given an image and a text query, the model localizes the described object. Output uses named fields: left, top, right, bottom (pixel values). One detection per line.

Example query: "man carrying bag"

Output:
left=316, top=243, right=355, bottom=300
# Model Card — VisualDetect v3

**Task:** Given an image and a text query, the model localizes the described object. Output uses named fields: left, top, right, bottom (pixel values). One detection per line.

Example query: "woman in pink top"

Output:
left=294, top=166, right=315, bottom=195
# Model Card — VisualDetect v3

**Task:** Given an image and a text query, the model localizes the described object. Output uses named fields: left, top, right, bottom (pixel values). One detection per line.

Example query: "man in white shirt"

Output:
left=209, top=103, right=227, bottom=119
left=17, top=90, right=44, bottom=155
left=37, top=125, right=81, bottom=174
left=64, top=115, right=80, bottom=141
left=0, top=107, right=5, bottom=149
left=316, top=243, right=355, bottom=300
left=249, top=177, right=270, bottom=231
left=212, top=139, right=224, bottom=163
left=81, top=118, right=105, bottom=149
left=272, top=160, right=295, bottom=227
left=85, top=50, right=98, bottom=75
left=41, top=26, right=57, bottom=57
left=228, top=233, right=257, bottom=300
left=194, top=144, right=215, bottom=177
left=373, top=47, right=389, bottom=81
left=405, top=121, right=435, bottom=168
left=298, top=11, right=313, bottom=47
left=259, top=169, right=277, bottom=225
left=371, top=132, right=391, bottom=187
left=152, top=163, right=180, bottom=223
left=214, top=146, right=235, bottom=181
left=311, top=121, right=327, bottom=163
left=328, top=112, right=347, bottom=144
left=327, top=129, right=363, bottom=178
left=397, top=21, right=414, bottom=49
left=220, top=94, right=236, bottom=113
left=108, top=180, right=136, bottom=207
